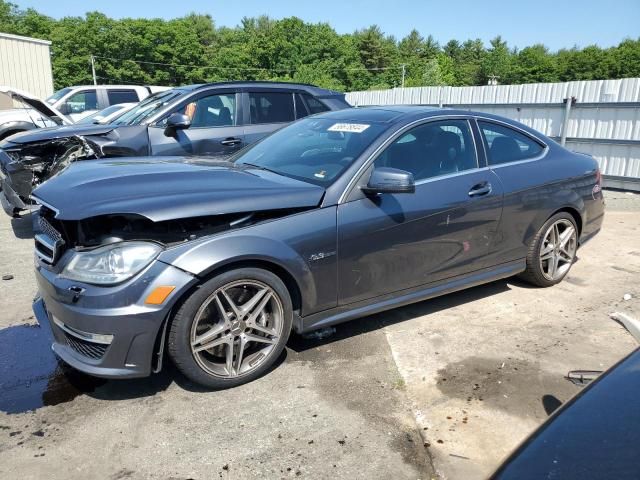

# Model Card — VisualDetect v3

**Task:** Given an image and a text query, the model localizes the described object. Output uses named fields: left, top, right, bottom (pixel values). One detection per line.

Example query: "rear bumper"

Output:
left=33, top=259, right=197, bottom=379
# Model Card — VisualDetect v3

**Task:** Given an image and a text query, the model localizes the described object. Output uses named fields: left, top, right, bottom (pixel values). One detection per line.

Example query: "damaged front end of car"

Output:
left=0, top=136, right=101, bottom=216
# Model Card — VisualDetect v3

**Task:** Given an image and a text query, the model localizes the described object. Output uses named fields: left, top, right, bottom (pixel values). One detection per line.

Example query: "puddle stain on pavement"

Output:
left=0, top=323, right=105, bottom=414
left=435, top=356, right=579, bottom=419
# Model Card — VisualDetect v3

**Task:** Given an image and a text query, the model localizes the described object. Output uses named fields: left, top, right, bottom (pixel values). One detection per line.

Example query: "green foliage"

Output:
left=0, top=0, right=638, bottom=91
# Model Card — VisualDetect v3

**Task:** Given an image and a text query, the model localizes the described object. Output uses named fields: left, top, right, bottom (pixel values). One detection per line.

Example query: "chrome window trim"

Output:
left=414, top=166, right=491, bottom=186
left=339, top=114, right=480, bottom=204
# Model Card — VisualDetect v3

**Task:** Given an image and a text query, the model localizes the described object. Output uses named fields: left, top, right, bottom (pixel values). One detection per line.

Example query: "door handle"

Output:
left=468, top=182, right=492, bottom=197
left=220, top=137, right=242, bottom=146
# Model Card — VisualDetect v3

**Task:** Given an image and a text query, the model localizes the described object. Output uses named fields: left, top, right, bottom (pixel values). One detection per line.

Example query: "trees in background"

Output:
left=0, top=0, right=638, bottom=91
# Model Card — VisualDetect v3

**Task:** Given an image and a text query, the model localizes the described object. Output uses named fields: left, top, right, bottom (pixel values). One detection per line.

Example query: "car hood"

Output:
left=32, top=157, right=326, bottom=222
left=4, top=124, right=117, bottom=144
left=0, top=86, right=73, bottom=125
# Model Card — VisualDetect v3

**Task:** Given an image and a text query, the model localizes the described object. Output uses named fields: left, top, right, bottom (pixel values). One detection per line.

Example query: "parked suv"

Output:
left=0, top=85, right=163, bottom=139
left=0, top=82, right=350, bottom=216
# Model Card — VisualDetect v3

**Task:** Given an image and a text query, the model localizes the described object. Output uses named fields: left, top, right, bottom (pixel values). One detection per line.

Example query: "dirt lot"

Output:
left=0, top=189, right=639, bottom=480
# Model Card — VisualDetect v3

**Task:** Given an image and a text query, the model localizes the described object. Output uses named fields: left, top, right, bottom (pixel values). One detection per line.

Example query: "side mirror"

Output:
left=164, top=113, right=191, bottom=136
left=361, top=167, right=415, bottom=195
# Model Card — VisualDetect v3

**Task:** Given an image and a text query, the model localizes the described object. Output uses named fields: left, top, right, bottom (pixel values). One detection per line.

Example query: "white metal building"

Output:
left=0, top=32, right=54, bottom=108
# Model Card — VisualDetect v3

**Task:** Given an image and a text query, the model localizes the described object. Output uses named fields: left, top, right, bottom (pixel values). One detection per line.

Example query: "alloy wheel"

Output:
left=190, top=279, right=284, bottom=378
left=539, top=219, right=577, bottom=281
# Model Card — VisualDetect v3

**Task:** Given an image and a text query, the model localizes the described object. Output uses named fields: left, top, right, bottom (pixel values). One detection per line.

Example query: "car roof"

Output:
left=315, top=105, right=445, bottom=124
left=314, top=105, right=550, bottom=139
left=174, top=81, right=343, bottom=97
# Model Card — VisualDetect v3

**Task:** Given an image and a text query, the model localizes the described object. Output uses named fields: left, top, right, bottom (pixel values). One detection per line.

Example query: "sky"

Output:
left=13, top=0, right=640, bottom=51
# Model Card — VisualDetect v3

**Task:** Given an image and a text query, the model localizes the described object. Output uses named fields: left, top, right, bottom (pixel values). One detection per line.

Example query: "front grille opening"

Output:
left=34, top=215, right=65, bottom=265
left=35, top=239, right=55, bottom=262
left=63, top=332, right=109, bottom=360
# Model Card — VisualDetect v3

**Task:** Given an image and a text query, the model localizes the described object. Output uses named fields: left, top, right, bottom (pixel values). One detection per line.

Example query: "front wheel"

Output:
left=519, top=213, right=578, bottom=287
left=168, top=268, right=292, bottom=389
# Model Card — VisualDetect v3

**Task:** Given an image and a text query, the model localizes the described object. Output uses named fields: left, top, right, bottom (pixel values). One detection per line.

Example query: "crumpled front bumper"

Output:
left=1, top=177, right=27, bottom=215
left=33, top=258, right=198, bottom=379
left=0, top=147, right=30, bottom=215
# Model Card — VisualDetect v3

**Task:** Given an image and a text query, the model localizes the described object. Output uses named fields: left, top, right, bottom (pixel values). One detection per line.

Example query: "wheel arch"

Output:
left=0, top=120, right=37, bottom=141
left=552, top=206, right=583, bottom=236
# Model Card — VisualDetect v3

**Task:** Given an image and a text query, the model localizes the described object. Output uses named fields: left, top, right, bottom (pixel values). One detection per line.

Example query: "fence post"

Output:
left=560, top=96, right=576, bottom=146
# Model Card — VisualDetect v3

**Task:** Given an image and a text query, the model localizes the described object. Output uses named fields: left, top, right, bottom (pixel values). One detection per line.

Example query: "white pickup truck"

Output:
left=0, top=84, right=168, bottom=140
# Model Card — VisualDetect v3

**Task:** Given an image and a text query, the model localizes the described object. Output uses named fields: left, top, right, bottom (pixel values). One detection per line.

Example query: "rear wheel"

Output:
left=168, top=268, right=292, bottom=389
left=519, top=213, right=578, bottom=287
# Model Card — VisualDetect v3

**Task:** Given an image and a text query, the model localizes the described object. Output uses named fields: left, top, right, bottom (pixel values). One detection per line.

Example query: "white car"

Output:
left=0, top=85, right=168, bottom=140
left=75, top=103, right=137, bottom=125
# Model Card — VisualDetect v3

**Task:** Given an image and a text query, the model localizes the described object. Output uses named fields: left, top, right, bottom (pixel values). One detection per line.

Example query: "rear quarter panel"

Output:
left=486, top=145, right=603, bottom=264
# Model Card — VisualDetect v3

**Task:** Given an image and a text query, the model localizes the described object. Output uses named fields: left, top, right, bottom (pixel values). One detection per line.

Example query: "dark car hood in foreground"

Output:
left=5, top=124, right=117, bottom=144
left=32, top=157, right=325, bottom=222
left=492, top=347, right=640, bottom=480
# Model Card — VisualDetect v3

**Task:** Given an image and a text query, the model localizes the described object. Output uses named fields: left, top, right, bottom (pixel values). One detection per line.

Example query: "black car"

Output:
left=0, top=81, right=350, bottom=216
left=31, top=106, right=604, bottom=389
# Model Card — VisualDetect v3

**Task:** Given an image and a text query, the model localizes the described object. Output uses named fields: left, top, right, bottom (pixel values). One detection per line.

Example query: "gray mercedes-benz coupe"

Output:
left=31, top=106, right=604, bottom=388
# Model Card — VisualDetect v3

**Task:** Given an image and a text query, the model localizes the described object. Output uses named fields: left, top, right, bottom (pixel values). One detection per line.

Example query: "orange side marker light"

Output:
left=145, top=286, right=176, bottom=305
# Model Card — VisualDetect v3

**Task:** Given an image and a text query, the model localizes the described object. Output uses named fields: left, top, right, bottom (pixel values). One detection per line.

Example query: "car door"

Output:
left=242, top=90, right=297, bottom=144
left=337, top=118, right=504, bottom=306
left=148, top=90, right=245, bottom=157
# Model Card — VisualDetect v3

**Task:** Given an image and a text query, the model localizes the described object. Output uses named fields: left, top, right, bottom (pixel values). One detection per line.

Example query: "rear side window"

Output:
left=479, top=121, right=544, bottom=165
left=249, top=92, right=295, bottom=124
left=107, top=89, right=140, bottom=105
left=303, top=94, right=330, bottom=114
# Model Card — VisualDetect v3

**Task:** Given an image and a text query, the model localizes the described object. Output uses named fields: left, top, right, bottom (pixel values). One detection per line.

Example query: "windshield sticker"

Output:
left=314, top=170, right=327, bottom=179
left=328, top=123, right=370, bottom=133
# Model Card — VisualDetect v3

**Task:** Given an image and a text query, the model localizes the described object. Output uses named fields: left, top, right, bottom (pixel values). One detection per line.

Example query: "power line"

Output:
left=92, top=54, right=404, bottom=75
left=93, top=55, right=295, bottom=73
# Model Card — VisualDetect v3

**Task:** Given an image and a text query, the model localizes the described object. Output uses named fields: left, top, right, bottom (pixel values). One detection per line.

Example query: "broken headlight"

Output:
left=61, top=241, right=162, bottom=285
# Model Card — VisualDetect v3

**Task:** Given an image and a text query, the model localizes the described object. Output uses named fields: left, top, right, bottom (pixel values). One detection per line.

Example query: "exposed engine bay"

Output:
left=39, top=206, right=309, bottom=251
left=1, top=137, right=100, bottom=200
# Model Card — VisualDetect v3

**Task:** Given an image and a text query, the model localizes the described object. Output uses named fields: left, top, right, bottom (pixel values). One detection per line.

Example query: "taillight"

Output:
left=592, top=168, right=602, bottom=197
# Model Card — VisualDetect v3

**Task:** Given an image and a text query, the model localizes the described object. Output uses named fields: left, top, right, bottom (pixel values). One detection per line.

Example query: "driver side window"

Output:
left=62, top=90, right=98, bottom=114
left=375, top=119, right=477, bottom=181
left=179, top=93, right=236, bottom=128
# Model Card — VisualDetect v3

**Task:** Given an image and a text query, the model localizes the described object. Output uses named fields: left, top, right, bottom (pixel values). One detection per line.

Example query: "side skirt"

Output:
left=300, top=259, right=525, bottom=333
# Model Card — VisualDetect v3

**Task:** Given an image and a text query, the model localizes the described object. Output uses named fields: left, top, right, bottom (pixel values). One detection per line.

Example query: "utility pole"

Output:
left=401, top=64, right=406, bottom=88
left=90, top=55, right=97, bottom=85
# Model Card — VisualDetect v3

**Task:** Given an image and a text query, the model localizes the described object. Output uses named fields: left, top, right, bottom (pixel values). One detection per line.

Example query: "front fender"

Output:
left=159, top=233, right=318, bottom=313
left=158, top=207, right=338, bottom=316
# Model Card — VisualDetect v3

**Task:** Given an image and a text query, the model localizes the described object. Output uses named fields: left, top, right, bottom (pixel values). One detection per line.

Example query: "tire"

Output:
left=168, top=267, right=293, bottom=389
left=519, top=212, right=579, bottom=287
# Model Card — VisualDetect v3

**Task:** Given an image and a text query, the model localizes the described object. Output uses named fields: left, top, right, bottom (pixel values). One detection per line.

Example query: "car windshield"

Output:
left=46, top=87, right=72, bottom=105
left=112, top=89, right=184, bottom=125
left=233, top=117, right=386, bottom=186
